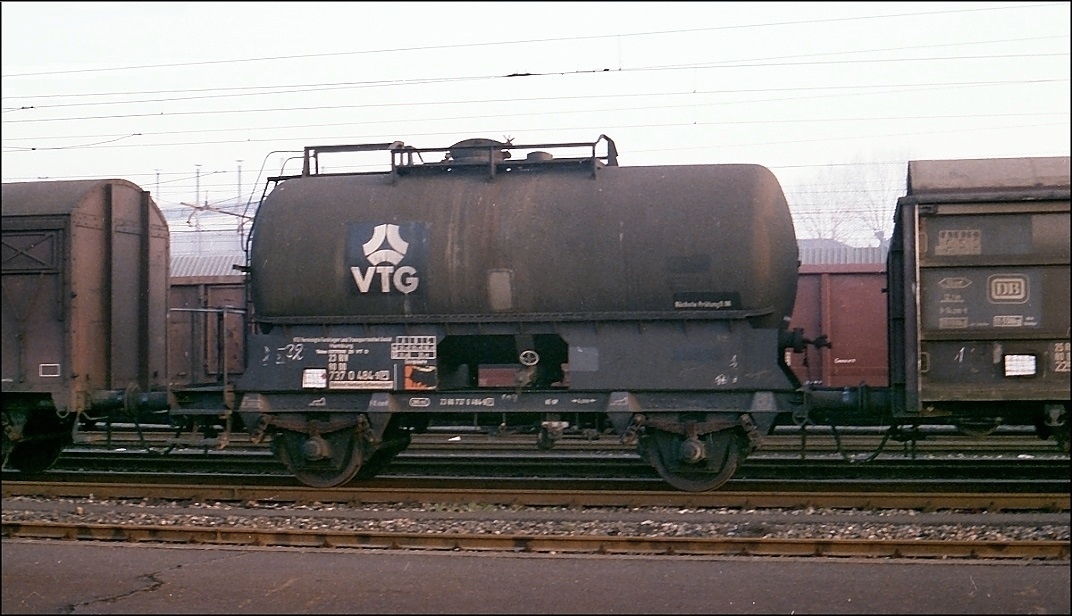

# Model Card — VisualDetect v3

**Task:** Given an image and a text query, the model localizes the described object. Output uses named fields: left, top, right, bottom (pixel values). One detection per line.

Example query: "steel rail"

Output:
left=73, top=429, right=1065, bottom=455
left=3, top=480, right=1068, bottom=511
left=3, top=520, right=1067, bottom=560
left=37, top=449, right=1072, bottom=487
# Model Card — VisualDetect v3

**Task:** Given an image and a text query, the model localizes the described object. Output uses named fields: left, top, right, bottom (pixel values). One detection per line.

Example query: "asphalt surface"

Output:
left=2, top=540, right=1069, bottom=614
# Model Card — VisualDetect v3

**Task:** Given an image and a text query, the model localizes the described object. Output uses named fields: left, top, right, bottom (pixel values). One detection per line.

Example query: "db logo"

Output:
left=987, top=275, right=1028, bottom=303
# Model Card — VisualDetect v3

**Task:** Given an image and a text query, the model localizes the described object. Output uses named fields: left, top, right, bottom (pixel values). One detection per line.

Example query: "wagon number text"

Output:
left=263, top=343, right=304, bottom=365
left=1055, top=342, right=1071, bottom=373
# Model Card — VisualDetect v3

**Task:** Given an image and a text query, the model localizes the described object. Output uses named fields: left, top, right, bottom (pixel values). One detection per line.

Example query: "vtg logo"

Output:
left=349, top=223, right=423, bottom=294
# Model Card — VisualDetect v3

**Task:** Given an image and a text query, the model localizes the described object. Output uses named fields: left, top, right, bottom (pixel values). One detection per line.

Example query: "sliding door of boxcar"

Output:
left=1, top=223, right=67, bottom=395
left=914, top=201, right=1070, bottom=406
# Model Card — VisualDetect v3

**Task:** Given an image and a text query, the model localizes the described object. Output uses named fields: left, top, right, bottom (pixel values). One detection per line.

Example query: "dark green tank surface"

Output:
left=250, top=156, right=798, bottom=331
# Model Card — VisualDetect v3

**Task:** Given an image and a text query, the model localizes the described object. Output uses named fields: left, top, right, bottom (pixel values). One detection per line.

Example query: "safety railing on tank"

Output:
left=293, top=135, right=620, bottom=181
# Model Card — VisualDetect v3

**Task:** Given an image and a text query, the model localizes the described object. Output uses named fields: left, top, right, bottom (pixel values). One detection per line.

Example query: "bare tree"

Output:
left=788, top=164, right=861, bottom=245
left=787, top=151, right=907, bottom=248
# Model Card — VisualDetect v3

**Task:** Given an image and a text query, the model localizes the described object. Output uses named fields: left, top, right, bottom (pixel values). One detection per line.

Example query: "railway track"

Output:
left=3, top=475, right=1068, bottom=511
left=4, top=479, right=1068, bottom=560
left=7, top=425, right=1068, bottom=561
left=10, top=426, right=1070, bottom=508
left=4, top=520, right=1066, bottom=561
left=63, top=423, right=1070, bottom=472
left=35, top=442, right=1072, bottom=486
left=74, top=424, right=1065, bottom=455
left=6, top=425, right=1067, bottom=560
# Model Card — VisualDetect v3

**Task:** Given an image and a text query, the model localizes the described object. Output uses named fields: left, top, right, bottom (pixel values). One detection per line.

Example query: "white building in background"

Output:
left=796, top=239, right=887, bottom=265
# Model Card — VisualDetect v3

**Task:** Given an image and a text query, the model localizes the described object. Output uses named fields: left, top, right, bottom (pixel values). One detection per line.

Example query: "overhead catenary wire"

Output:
left=3, top=1, right=1062, bottom=79
left=1, top=1, right=1066, bottom=244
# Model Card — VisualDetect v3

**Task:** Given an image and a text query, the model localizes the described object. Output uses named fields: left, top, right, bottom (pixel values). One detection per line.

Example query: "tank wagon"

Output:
left=2, top=179, right=170, bottom=470
left=238, top=136, right=803, bottom=488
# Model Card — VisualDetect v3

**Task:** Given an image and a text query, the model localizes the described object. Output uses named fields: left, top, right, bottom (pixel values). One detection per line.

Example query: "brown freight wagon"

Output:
left=787, top=261, right=888, bottom=388
left=168, top=253, right=246, bottom=388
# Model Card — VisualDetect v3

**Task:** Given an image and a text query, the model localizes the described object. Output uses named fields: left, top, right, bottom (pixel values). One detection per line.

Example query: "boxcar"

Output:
left=2, top=179, right=169, bottom=469
left=887, top=156, right=1070, bottom=430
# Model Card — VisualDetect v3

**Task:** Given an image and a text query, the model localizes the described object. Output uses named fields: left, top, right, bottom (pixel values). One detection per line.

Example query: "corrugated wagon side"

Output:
left=888, top=156, right=1070, bottom=437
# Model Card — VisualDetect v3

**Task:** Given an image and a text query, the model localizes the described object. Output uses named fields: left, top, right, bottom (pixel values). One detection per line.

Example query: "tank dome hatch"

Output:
left=445, top=138, right=512, bottom=163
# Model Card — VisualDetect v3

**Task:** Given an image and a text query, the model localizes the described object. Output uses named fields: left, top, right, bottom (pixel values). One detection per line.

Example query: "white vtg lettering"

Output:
left=351, top=265, right=419, bottom=294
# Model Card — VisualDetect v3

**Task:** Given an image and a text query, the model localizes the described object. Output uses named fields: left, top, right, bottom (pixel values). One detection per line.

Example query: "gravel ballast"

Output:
left=3, top=495, right=1068, bottom=543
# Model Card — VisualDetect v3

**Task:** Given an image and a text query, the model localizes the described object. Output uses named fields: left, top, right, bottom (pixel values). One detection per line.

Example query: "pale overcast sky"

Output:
left=2, top=1, right=1069, bottom=244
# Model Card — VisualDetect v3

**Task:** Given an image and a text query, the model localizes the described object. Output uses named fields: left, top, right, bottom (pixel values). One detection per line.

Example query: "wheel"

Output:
left=4, top=438, right=66, bottom=473
left=641, top=428, right=743, bottom=492
left=273, top=429, right=367, bottom=488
